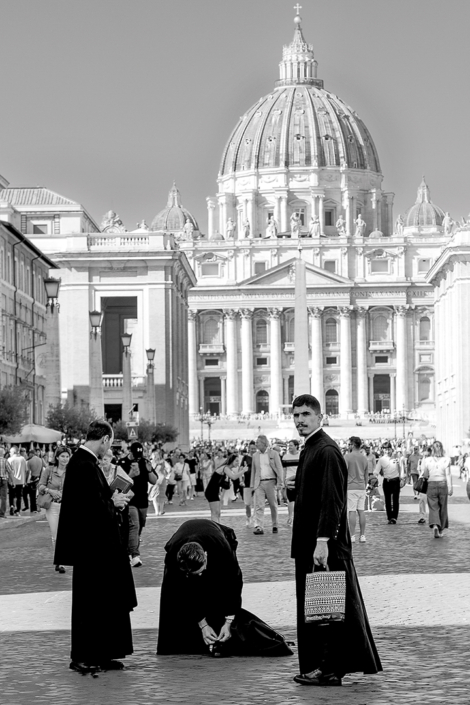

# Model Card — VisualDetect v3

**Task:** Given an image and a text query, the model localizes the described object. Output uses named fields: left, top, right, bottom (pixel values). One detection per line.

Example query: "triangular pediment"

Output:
left=240, top=257, right=352, bottom=288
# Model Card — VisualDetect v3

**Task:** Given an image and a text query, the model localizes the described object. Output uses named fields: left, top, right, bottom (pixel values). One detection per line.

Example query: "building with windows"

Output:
left=173, top=13, right=448, bottom=420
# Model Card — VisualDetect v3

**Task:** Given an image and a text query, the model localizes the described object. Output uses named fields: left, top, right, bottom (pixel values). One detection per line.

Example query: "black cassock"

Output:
left=157, top=519, right=292, bottom=657
left=291, top=429, right=382, bottom=676
left=54, top=447, right=137, bottom=664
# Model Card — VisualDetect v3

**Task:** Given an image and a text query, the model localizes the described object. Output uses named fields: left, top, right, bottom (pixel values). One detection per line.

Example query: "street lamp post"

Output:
left=89, top=310, right=104, bottom=417
left=44, top=277, right=61, bottom=412
left=121, top=332, right=133, bottom=421
left=199, top=407, right=204, bottom=442
left=146, top=348, right=156, bottom=424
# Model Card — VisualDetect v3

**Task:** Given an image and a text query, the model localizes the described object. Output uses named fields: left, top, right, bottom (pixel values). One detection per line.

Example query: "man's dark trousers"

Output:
left=382, top=477, right=400, bottom=521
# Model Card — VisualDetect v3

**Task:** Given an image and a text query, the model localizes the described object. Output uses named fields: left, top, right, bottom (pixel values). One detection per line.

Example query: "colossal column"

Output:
left=240, top=309, right=254, bottom=414
left=339, top=307, right=353, bottom=415
left=356, top=307, right=368, bottom=414
left=224, top=309, right=239, bottom=415
left=268, top=308, right=283, bottom=415
left=188, top=310, right=199, bottom=416
left=309, top=306, right=323, bottom=405
left=395, top=305, right=408, bottom=412
left=206, top=198, right=216, bottom=239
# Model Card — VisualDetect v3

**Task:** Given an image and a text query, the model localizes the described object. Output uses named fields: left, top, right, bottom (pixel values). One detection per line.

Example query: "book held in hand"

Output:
left=110, top=467, right=134, bottom=494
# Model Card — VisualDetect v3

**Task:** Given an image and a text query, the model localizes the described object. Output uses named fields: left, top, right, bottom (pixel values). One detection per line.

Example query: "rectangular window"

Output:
left=200, top=263, right=219, bottom=277
left=419, top=353, right=432, bottom=363
left=417, top=258, right=431, bottom=273
left=256, top=357, right=268, bottom=366
left=375, top=355, right=389, bottom=364
left=32, top=223, right=48, bottom=234
left=326, top=356, right=337, bottom=365
left=371, top=259, right=389, bottom=273
left=254, top=261, right=267, bottom=275
left=324, top=210, right=334, bottom=226
left=204, top=358, right=219, bottom=367
left=324, top=260, right=336, bottom=273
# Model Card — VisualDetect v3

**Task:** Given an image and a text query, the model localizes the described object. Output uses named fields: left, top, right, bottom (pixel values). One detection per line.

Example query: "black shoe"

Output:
left=293, top=669, right=342, bottom=686
left=272, top=527, right=279, bottom=534
left=253, top=527, right=264, bottom=535
left=390, top=518, right=397, bottom=524
left=69, top=661, right=101, bottom=675
left=418, top=518, right=426, bottom=524
left=98, top=660, right=124, bottom=671
left=55, top=565, right=66, bottom=574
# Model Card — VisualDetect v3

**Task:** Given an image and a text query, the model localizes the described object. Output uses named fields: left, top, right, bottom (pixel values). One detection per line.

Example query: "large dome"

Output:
left=151, top=182, right=199, bottom=232
left=220, top=17, right=380, bottom=176
left=404, top=179, right=444, bottom=228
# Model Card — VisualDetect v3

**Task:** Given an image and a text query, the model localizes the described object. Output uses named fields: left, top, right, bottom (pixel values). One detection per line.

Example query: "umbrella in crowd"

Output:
left=1, top=423, right=63, bottom=445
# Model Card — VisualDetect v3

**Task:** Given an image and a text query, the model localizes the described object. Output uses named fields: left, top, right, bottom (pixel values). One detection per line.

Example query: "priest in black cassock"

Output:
left=54, top=420, right=137, bottom=674
left=291, top=394, right=382, bottom=687
left=157, top=519, right=292, bottom=657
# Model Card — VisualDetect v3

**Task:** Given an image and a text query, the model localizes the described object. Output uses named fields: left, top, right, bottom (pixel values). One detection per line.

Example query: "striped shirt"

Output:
left=0, top=457, right=13, bottom=482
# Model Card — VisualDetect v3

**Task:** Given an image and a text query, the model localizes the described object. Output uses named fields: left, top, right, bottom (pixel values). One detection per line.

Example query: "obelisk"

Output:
left=294, top=242, right=310, bottom=398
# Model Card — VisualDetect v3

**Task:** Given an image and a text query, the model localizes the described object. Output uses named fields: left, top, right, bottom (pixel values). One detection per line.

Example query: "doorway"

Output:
left=325, top=389, right=339, bottom=415
left=256, top=390, right=269, bottom=413
left=101, top=297, right=138, bottom=374
left=204, top=378, right=221, bottom=415
left=373, top=374, right=391, bottom=412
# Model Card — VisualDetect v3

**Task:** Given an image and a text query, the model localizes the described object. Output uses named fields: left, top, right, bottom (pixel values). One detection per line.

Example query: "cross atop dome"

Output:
left=166, top=180, right=182, bottom=208
left=276, top=10, right=323, bottom=88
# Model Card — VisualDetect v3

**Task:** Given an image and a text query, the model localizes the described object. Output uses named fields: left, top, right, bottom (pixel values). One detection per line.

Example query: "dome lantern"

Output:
left=276, top=8, right=323, bottom=88
left=404, top=177, right=445, bottom=229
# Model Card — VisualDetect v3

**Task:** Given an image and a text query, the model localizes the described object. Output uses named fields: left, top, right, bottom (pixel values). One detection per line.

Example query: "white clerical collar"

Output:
left=81, top=445, right=98, bottom=461
left=304, top=426, right=323, bottom=442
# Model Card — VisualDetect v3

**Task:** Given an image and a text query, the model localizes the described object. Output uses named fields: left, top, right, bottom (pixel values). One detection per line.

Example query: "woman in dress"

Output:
left=421, top=440, right=453, bottom=538
left=200, top=451, right=214, bottom=490
left=204, top=454, right=245, bottom=522
left=150, top=453, right=170, bottom=516
left=38, top=446, right=71, bottom=574
left=173, top=453, right=191, bottom=506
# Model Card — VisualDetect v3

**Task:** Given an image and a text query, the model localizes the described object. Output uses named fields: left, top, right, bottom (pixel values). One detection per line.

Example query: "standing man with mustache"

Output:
left=290, top=394, right=382, bottom=687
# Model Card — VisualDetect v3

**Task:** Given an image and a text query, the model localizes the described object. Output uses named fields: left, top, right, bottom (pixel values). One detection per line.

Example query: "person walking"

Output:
left=204, top=454, right=245, bottom=523
left=0, top=448, right=14, bottom=518
left=8, top=446, right=28, bottom=515
left=38, top=446, right=71, bottom=573
left=250, top=435, right=284, bottom=535
left=240, top=442, right=256, bottom=527
left=374, top=442, right=403, bottom=524
left=26, top=449, right=44, bottom=513
left=291, top=394, right=381, bottom=687
left=282, top=440, right=301, bottom=527
left=421, top=440, right=453, bottom=538
left=345, top=437, right=369, bottom=543
left=54, top=420, right=136, bottom=674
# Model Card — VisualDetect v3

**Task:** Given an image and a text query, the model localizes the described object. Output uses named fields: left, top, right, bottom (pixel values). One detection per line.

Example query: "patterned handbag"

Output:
left=304, top=569, right=346, bottom=625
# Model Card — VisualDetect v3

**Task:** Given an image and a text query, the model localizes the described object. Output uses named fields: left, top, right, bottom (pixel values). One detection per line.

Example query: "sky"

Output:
left=0, top=0, right=469, bottom=230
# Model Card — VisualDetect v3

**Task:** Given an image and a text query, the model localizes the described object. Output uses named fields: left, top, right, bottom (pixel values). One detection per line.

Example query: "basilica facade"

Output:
left=178, top=13, right=448, bottom=421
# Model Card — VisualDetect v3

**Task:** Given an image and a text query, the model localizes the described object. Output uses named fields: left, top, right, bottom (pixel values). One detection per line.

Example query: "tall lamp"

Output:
left=146, top=348, right=156, bottom=424
left=121, top=332, right=133, bottom=419
left=44, top=277, right=61, bottom=312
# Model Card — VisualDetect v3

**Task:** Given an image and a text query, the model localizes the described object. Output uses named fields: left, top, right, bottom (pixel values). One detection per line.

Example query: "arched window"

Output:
left=325, top=318, right=337, bottom=343
left=418, top=375, right=431, bottom=402
left=203, top=318, right=219, bottom=344
left=256, top=390, right=269, bottom=413
left=256, top=319, right=267, bottom=345
left=419, top=316, right=431, bottom=341
left=373, top=315, right=388, bottom=341
left=325, top=389, right=339, bottom=415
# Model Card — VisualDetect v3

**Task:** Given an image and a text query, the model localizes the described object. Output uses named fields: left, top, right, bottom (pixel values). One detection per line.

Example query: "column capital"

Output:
left=355, top=306, right=369, bottom=318
left=223, top=308, right=239, bottom=320
left=394, top=305, right=409, bottom=316
left=188, top=309, right=198, bottom=320
left=268, top=307, right=283, bottom=319
left=308, top=306, right=323, bottom=319
left=240, top=308, right=254, bottom=320
left=339, top=306, right=353, bottom=317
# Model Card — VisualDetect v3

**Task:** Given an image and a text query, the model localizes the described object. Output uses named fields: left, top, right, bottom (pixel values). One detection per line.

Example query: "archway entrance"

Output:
left=256, top=390, right=269, bottom=414
left=203, top=377, right=221, bottom=415
left=325, top=389, right=339, bottom=415
left=373, top=374, right=391, bottom=412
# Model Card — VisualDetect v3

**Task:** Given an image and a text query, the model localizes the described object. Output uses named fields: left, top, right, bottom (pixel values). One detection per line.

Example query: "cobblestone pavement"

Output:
left=1, top=479, right=470, bottom=704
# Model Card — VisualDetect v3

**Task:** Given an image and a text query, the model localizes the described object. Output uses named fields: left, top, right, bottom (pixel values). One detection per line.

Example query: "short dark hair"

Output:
left=292, top=394, right=321, bottom=414
left=177, top=542, right=206, bottom=573
left=289, top=439, right=300, bottom=448
left=86, top=420, right=113, bottom=442
left=349, top=436, right=362, bottom=448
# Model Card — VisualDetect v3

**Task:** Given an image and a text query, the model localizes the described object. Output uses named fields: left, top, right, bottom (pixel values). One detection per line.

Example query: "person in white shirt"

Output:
left=250, top=435, right=284, bottom=535
left=374, top=442, right=403, bottom=524
left=421, top=440, right=453, bottom=538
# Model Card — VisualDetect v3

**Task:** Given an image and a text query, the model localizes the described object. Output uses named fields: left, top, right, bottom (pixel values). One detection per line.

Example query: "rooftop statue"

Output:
left=101, top=210, right=126, bottom=233
left=290, top=211, right=301, bottom=237
left=183, top=218, right=195, bottom=240
left=336, top=215, right=346, bottom=236
left=395, top=214, right=404, bottom=236
left=226, top=217, right=236, bottom=239
left=442, top=212, right=454, bottom=235
left=354, top=213, right=366, bottom=238
left=243, top=218, right=251, bottom=238
left=266, top=215, right=278, bottom=238
left=136, top=219, right=150, bottom=231
left=309, top=215, right=320, bottom=237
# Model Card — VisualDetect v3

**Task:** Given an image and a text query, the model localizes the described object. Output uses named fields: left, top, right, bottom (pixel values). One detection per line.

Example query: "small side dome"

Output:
left=151, top=182, right=199, bottom=233
left=404, top=178, right=444, bottom=228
